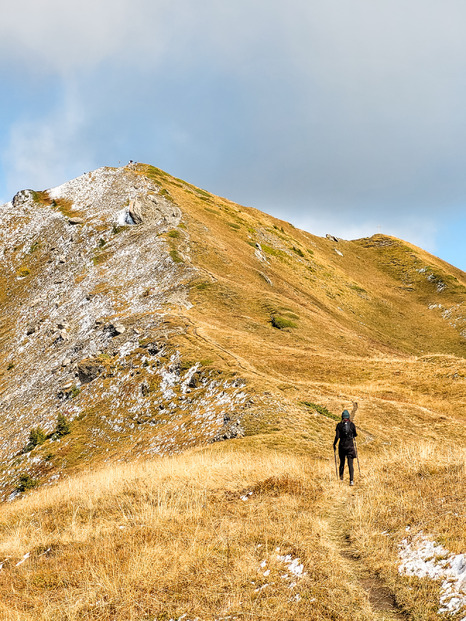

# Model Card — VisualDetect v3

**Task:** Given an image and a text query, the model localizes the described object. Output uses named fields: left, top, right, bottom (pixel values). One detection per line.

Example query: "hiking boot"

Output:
left=350, top=480, right=354, bottom=486
left=340, top=476, right=343, bottom=481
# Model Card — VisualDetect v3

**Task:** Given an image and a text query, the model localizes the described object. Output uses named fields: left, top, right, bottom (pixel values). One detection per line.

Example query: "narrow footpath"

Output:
left=322, top=478, right=407, bottom=621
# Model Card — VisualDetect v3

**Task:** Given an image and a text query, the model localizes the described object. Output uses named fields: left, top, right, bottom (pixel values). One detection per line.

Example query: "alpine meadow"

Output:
left=0, top=163, right=464, bottom=621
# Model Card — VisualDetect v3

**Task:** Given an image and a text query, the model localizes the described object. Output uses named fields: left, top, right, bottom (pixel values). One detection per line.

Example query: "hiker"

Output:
left=333, top=403, right=358, bottom=485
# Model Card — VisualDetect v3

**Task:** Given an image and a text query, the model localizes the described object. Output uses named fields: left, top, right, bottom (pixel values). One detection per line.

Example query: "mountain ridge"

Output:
left=0, top=163, right=465, bottom=487
left=0, top=163, right=464, bottom=620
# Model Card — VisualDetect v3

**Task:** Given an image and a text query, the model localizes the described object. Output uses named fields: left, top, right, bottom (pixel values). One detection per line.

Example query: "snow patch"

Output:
left=116, top=207, right=135, bottom=226
left=398, top=532, right=466, bottom=618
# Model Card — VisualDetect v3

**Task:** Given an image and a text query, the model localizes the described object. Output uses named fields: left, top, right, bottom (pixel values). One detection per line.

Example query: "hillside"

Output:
left=0, top=163, right=464, bottom=620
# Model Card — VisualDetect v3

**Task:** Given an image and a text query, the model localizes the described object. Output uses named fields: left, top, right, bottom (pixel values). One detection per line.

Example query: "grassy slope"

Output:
left=0, top=163, right=464, bottom=619
left=137, top=164, right=466, bottom=444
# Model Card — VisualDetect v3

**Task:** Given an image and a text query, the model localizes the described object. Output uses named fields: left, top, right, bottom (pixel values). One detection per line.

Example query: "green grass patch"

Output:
left=180, top=360, right=196, bottom=371
left=28, top=241, right=41, bottom=254
left=167, top=229, right=180, bottom=239
left=169, top=249, right=183, bottom=264
left=50, top=197, right=82, bottom=219
left=92, top=253, right=109, bottom=266
left=262, top=244, right=286, bottom=258
left=349, top=284, right=367, bottom=294
left=291, top=246, right=304, bottom=257
left=143, top=165, right=169, bottom=184
left=200, top=358, right=214, bottom=366
left=16, top=473, right=39, bottom=493
left=302, top=401, right=339, bottom=421
left=271, top=315, right=297, bottom=329
left=227, top=222, right=241, bottom=230
left=159, top=188, right=173, bottom=202
left=70, top=385, right=81, bottom=399
left=31, top=190, right=52, bottom=206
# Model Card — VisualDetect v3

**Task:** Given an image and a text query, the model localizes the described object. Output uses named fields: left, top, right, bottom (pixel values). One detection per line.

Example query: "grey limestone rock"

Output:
left=104, top=322, right=126, bottom=337
left=211, top=416, right=244, bottom=442
left=128, top=194, right=181, bottom=227
left=12, top=189, right=35, bottom=209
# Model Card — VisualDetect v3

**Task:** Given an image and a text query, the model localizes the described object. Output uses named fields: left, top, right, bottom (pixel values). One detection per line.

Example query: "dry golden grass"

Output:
left=0, top=446, right=377, bottom=621
left=1, top=440, right=463, bottom=620
left=346, top=443, right=466, bottom=620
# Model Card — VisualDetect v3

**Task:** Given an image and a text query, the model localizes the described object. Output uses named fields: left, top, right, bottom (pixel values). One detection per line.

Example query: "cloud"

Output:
left=253, top=197, right=439, bottom=256
left=1, top=1, right=466, bottom=267
left=0, top=0, right=165, bottom=75
left=1, top=84, right=95, bottom=196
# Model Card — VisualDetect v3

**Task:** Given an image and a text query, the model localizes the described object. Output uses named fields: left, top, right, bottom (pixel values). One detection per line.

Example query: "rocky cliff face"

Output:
left=0, top=166, right=252, bottom=498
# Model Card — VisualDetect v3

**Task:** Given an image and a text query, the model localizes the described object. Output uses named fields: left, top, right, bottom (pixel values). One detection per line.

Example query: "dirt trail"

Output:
left=323, top=479, right=407, bottom=621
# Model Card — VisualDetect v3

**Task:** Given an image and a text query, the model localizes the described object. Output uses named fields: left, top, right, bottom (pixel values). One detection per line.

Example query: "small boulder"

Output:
left=12, top=189, right=35, bottom=208
left=188, top=371, right=202, bottom=388
left=104, top=322, right=126, bottom=337
left=212, top=418, right=244, bottom=442
left=77, top=359, right=104, bottom=384
left=142, top=342, right=163, bottom=356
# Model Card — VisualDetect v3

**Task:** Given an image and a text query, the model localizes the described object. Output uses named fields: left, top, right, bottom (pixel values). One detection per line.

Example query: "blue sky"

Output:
left=1, top=1, right=466, bottom=271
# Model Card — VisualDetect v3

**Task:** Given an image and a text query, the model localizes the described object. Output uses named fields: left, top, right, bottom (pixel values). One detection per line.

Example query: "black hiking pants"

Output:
left=338, top=449, right=354, bottom=481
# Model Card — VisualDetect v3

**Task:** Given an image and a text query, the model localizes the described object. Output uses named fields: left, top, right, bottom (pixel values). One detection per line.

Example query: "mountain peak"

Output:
left=0, top=162, right=464, bottom=497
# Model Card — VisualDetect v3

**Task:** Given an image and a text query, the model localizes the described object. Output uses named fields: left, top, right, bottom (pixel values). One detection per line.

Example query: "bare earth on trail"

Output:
left=323, top=476, right=407, bottom=621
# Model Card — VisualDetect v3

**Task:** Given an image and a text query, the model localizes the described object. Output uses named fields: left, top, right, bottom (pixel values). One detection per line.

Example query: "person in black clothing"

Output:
left=333, top=408, right=357, bottom=485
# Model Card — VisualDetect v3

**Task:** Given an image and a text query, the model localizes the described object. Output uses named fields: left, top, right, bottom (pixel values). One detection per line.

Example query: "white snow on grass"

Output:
left=254, top=548, right=307, bottom=600
left=398, top=531, right=466, bottom=618
left=277, top=553, right=306, bottom=578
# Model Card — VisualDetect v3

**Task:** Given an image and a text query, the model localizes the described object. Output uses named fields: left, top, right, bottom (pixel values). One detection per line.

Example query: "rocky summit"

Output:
left=0, top=163, right=465, bottom=620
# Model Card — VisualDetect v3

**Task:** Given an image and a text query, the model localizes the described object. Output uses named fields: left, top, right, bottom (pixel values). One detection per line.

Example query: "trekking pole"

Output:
left=333, top=447, right=338, bottom=478
left=354, top=438, right=361, bottom=476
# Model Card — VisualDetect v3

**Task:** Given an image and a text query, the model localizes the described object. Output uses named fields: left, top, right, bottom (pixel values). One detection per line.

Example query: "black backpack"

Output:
left=340, top=420, right=353, bottom=440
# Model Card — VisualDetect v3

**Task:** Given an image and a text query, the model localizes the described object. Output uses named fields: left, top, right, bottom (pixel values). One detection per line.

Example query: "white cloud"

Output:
left=2, top=85, right=94, bottom=195
left=0, top=0, right=167, bottom=75
left=267, top=206, right=438, bottom=254
left=1, top=0, right=466, bottom=267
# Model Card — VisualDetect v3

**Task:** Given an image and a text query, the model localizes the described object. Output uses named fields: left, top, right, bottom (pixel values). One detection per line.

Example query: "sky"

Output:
left=1, top=1, right=466, bottom=271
